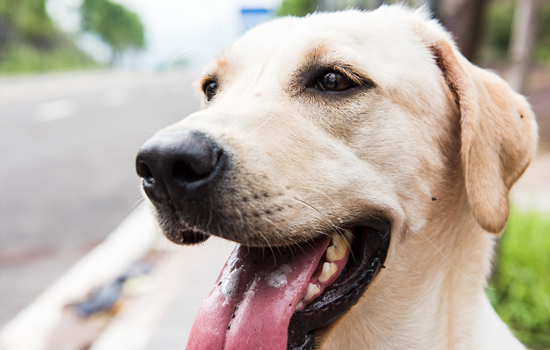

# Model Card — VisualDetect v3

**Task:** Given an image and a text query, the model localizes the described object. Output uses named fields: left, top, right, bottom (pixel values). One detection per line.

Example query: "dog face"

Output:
left=141, top=10, right=457, bottom=246
left=136, top=6, right=537, bottom=350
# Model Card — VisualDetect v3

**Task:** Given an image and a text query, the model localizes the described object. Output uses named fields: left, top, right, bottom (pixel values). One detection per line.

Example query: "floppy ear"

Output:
left=430, top=39, right=538, bottom=233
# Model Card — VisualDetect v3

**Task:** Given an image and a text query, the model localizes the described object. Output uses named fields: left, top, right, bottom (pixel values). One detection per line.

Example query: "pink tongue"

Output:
left=185, top=235, right=331, bottom=350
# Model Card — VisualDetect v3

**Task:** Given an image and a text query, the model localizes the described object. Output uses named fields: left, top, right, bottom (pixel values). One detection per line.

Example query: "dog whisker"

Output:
left=276, top=214, right=292, bottom=224
left=260, top=217, right=288, bottom=259
left=205, top=210, right=213, bottom=229
left=246, top=114, right=275, bottom=137
left=285, top=196, right=341, bottom=235
left=132, top=196, right=146, bottom=209
left=204, top=0, right=229, bottom=46
left=168, top=47, right=220, bottom=70
left=262, top=216, right=278, bottom=227
left=146, top=124, right=161, bottom=134
left=299, top=186, right=337, bottom=205
left=253, top=226, right=277, bottom=262
left=281, top=197, right=356, bottom=262
left=418, top=231, right=495, bottom=290
left=234, top=207, right=245, bottom=227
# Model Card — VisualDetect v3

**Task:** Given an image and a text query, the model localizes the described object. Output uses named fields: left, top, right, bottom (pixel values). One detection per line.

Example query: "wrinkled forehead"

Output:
left=203, top=10, right=438, bottom=94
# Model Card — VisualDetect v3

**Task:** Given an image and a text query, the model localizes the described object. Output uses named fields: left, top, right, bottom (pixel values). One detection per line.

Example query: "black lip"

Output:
left=287, top=219, right=391, bottom=350
left=152, top=207, right=210, bottom=245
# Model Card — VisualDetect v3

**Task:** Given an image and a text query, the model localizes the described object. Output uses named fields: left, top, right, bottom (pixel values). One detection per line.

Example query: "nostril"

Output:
left=137, top=161, right=155, bottom=185
left=137, top=130, right=223, bottom=203
left=172, top=160, right=211, bottom=183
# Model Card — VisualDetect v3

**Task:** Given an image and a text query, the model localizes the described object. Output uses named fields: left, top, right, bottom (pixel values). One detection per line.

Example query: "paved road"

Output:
left=0, top=70, right=201, bottom=326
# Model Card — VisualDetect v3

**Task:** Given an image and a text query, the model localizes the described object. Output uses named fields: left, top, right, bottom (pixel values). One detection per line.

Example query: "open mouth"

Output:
left=185, top=219, right=391, bottom=350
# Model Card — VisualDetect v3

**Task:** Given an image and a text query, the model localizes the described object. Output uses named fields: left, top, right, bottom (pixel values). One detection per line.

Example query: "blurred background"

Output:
left=0, top=0, right=549, bottom=349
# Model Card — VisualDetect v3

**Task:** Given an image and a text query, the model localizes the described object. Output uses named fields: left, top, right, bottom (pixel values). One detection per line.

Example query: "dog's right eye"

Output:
left=203, top=81, right=218, bottom=101
left=314, top=71, right=355, bottom=92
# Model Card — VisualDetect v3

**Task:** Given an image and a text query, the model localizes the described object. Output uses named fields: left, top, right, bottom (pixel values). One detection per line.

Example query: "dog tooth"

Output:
left=304, top=283, right=320, bottom=301
left=342, top=228, right=354, bottom=241
left=295, top=301, right=303, bottom=311
left=326, top=233, right=347, bottom=261
left=318, top=262, right=337, bottom=283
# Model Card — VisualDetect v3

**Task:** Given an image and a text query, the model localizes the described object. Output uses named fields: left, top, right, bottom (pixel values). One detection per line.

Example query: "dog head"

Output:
left=136, top=5, right=537, bottom=350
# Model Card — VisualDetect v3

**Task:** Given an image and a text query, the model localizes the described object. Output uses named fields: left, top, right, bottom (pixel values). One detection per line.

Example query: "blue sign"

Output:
left=241, top=8, right=274, bottom=31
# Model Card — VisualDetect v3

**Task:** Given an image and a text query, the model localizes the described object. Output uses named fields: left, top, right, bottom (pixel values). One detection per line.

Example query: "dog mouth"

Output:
left=185, top=219, right=391, bottom=350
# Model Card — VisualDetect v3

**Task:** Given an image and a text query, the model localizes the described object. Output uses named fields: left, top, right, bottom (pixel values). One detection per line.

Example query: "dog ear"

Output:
left=429, top=39, right=538, bottom=233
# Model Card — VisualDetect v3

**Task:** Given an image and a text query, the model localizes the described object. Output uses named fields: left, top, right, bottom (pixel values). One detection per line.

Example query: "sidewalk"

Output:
left=510, top=152, right=550, bottom=212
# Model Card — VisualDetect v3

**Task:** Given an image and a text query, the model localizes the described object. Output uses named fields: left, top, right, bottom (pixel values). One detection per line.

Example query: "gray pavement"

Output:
left=0, top=69, right=201, bottom=326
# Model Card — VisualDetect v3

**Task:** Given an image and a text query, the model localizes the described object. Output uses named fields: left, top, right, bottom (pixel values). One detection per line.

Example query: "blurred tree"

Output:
left=483, top=0, right=550, bottom=64
left=0, top=0, right=98, bottom=73
left=483, top=0, right=515, bottom=58
left=508, top=0, right=539, bottom=93
left=80, top=0, right=144, bottom=64
left=0, top=0, right=56, bottom=52
left=318, top=0, right=340, bottom=11
left=434, top=0, right=487, bottom=62
left=277, top=0, right=391, bottom=15
left=534, top=1, right=550, bottom=62
left=277, top=0, right=317, bottom=16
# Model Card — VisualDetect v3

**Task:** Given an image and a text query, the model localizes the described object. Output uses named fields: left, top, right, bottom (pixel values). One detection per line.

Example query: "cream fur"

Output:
left=158, top=5, right=538, bottom=349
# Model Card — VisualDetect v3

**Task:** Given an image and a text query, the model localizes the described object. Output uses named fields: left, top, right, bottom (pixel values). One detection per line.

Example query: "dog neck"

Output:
left=322, top=204, right=525, bottom=350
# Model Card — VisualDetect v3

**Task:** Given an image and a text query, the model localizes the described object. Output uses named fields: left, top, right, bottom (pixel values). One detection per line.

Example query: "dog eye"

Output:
left=315, top=72, right=354, bottom=92
left=203, top=81, right=218, bottom=101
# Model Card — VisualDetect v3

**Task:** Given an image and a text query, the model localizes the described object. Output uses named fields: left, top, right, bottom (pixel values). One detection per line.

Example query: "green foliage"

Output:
left=277, top=0, right=317, bottom=17
left=276, top=0, right=415, bottom=16
left=1, top=38, right=101, bottom=75
left=534, top=3, right=550, bottom=63
left=482, top=0, right=550, bottom=63
left=487, top=207, right=550, bottom=349
left=0, top=0, right=56, bottom=48
left=80, top=0, right=144, bottom=57
left=483, top=0, right=514, bottom=59
left=0, top=0, right=100, bottom=74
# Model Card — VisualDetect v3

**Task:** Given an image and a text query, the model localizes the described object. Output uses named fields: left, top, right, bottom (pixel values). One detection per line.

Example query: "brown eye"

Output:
left=204, top=81, right=218, bottom=101
left=315, top=72, right=354, bottom=91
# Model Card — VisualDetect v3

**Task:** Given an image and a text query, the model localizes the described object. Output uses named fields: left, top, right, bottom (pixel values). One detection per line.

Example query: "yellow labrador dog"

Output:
left=136, top=5, right=538, bottom=350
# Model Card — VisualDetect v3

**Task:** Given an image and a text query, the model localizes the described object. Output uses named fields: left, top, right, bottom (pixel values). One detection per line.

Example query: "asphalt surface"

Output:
left=0, top=70, right=201, bottom=327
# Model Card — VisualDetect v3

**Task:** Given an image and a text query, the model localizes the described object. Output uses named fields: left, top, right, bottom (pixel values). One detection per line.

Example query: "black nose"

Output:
left=136, top=130, right=223, bottom=205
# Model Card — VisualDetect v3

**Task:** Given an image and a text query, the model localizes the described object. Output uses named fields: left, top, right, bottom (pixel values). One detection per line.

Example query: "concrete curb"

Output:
left=0, top=202, right=235, bottom=350
left=0, top=204, right=160, bottom=350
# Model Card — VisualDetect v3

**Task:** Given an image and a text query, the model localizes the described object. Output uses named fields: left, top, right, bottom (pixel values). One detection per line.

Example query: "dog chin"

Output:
left=152, top=207, right=210, bottom=245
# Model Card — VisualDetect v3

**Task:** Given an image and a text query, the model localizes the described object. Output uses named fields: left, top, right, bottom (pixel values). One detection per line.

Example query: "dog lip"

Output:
left=287, top=219, right=391, bottom=350
left=154, top=207, right=211, bottom=245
